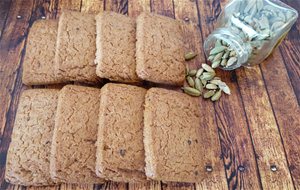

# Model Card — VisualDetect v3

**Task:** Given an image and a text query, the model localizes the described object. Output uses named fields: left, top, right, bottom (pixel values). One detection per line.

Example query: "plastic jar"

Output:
left=204, top=0, right=298, bottom=70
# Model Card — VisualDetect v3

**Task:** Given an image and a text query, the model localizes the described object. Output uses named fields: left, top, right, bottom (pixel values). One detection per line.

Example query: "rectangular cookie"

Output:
left=144, top=88, right=203, bottom=183
left=96, top=83, right=147, bottom=182
left=5, top=89, right=59, bottom=186
left=136, top=13, right=185, bottom=86
left=22, top=20, right=62, bottom=85
left=95, top=12, right=140, bottom=83
left=55, top=11, right=99, bottom=83
left=50, top=85, right=104, bottom=184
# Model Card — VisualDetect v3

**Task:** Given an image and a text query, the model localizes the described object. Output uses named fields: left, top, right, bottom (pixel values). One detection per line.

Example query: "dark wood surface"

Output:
left=0, top=0, right=299, bottom=189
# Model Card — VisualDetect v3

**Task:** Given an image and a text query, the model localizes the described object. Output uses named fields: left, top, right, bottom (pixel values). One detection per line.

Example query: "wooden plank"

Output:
left=104, top=0, right=128, bottom=15
left=236, top=66, right=294, bottom=189
left=174, top=1, right=227, bottom=189
left=128, top=181, right=161, bottom=190
left=195, top=0, right=262, bottom=189
left=59, top=184, right=94, bottom=190
left=150, top=0, right=174, bottom=17
left=280, top=0, right=300, bottom=103
left=0, top=0, right=61, bottom=189
left=99, top=182, right=127, bottom=190
left=27, top=186, right=60, bottom=190
left=57, top=0, right=81, bottom=16
left=0, top=0, right=12, bottom=39
left=128, top=0, right=150, bottom=18
left=81, top=0, right=104, bottom=14
left=161, top=182, right=194, bottom=190
left=261, top=50, right=300, bottom=189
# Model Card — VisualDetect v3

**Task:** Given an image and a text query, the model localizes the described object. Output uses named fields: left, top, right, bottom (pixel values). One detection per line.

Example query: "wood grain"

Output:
left=174, top=1, right=227, bottom=189
left=128, top=181, right=161, bottom=190
left=150, top=0, right=174, bottom=18
left=128, top=0, right=150, bottom=18
left=81, top=0, right=104, bottom=14
left=196, top=0, right=262, bottom=189
left=104, top=0, right=128, bottom=15
left=236, top=66, right=294, bottom=190
left=280, top=0, right=300, bottom=103
left=0, top=0, right=12, bottom=39
left=260, top=50, right=300, bottom=189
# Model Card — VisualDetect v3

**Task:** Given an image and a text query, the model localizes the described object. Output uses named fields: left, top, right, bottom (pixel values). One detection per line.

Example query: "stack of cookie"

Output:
left=22, top=11, right=186, bottom=86
left=6, top=84, right=204, bottom=186
left=6, top=11, right=205, bottom=186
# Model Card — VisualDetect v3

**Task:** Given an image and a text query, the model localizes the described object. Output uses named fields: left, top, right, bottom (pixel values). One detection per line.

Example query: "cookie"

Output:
left=96, top=83, right=147, bottom=182
left=144, top=88, right=203, bottom=182
left=95, top=12, right=140, bottom=83
left=50, top=85, right=104, bottom=184
left=55, top=11, right=99, bottom=83
left=22, top=20, right=62, bottom=85
left=5, top=89, right=59, bottom=186
left=136, top=13, right=185, bottom=85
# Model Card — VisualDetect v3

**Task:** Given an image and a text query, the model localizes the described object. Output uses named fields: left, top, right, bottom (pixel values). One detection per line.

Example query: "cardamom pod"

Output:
left=195, top=78, right=203, bottom=92
left=188, top=70, right=197, bottom=77
left=220, top=59, right=227, bottom=67
left=229, top=51, right=237, bottom=57
left=182, top=87, right=201, bottom=97
left=185, top=52, right=197, bottom=61
left=204, top=90, right=216, bottom=99
left=209, top=46, right=227, bottom=55
left=202, top=64, right=215, bottom=73
left=226, top=57, right=237, bottom=67
left=186, top=66, right=189, bottom=76
left=200, top=72, right=216, bottom=81
left=212, top=60, right=221, bottom=69
left=208, top=55, right=215, bottom=61
left=201, top=79, right=207, bottom=86
left=213, top=52, right=224, bottom=62
left=222, top=51, right=230, bottom=59
left=215, top=39, right=222, bottom=47
left=196, top=68, right=204, bottom=78
left=187, top=76, right=195, bottom=87
left=206, top=83, right=218, bottom=90
left=211, top=90, right=222, bottom=101
left=209, top=79, right=221, bottom=85
left=217, top=81, right=231, bottom=95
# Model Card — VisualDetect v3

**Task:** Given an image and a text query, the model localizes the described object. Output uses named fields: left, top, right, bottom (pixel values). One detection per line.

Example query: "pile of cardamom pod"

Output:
left=207, top=40, right=237, bottom=69
left=182, top=52, right=230, bottom=101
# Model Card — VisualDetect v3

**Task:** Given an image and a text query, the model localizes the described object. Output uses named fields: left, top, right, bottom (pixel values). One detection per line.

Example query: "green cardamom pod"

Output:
left=195, top=78, right=203, bottom=92
left=215, top=40, right=222, bottom=47
left=222, top=51, right=230, bottom=59
left=209, top=46, right=227, bottom=55
left=185, top=52, right=197, bottom=61
left=187, top=76, right=195, bottom=87
left=220, top=59, right=227, bottom=67
left=188, top=69, right=197, bottom=77
left=202, top=64, right=215, bottom=73
left=196, top=68, right=204, bottom=78
left=206, top=84, right=218, bottom=90
left=200, top=72, right=216, bottom=81
left=204, top=90, right=216, bottom=99
left=182, top=87, right=201, bottom=97
left=213, top=52, right=224, bottom=62
left=229, top=51, right=237, bottom=57
left=201, top=79, right=207, bottom=86
left=211, top=90, right=222, bottom=101
left=212, top=60, right=221, bottom=69
left=226, top=57, right=238, bottom=67
left=208, top=55, right=215, bottom=61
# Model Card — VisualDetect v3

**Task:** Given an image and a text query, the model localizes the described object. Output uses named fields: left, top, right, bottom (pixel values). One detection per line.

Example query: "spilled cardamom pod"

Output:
left=202, top=64, right=215, bottom=73
left=211, top=90, right=222, bottom=101
left=185, top=52, right=197, bottom=61
left=188, top=70, right=197, bottom=77
left=206, top=84, right=218, bottom=90
left=204, top=90, right=216, bottom=99
left=182, top=87, right=201, bottom=97
left=186, top=76, right=195, bottom=87
left=195, top=78, right=203, bottom=92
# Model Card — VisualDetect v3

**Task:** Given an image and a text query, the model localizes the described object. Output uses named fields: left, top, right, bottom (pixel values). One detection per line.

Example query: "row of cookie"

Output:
left=6, top=84, right=204, bottom=186
left=23, top=11, right=185, bottom=86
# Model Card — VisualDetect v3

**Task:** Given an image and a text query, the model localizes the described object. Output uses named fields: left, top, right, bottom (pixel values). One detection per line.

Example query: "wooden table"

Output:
left=0, top=0, right=299, bottom=189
